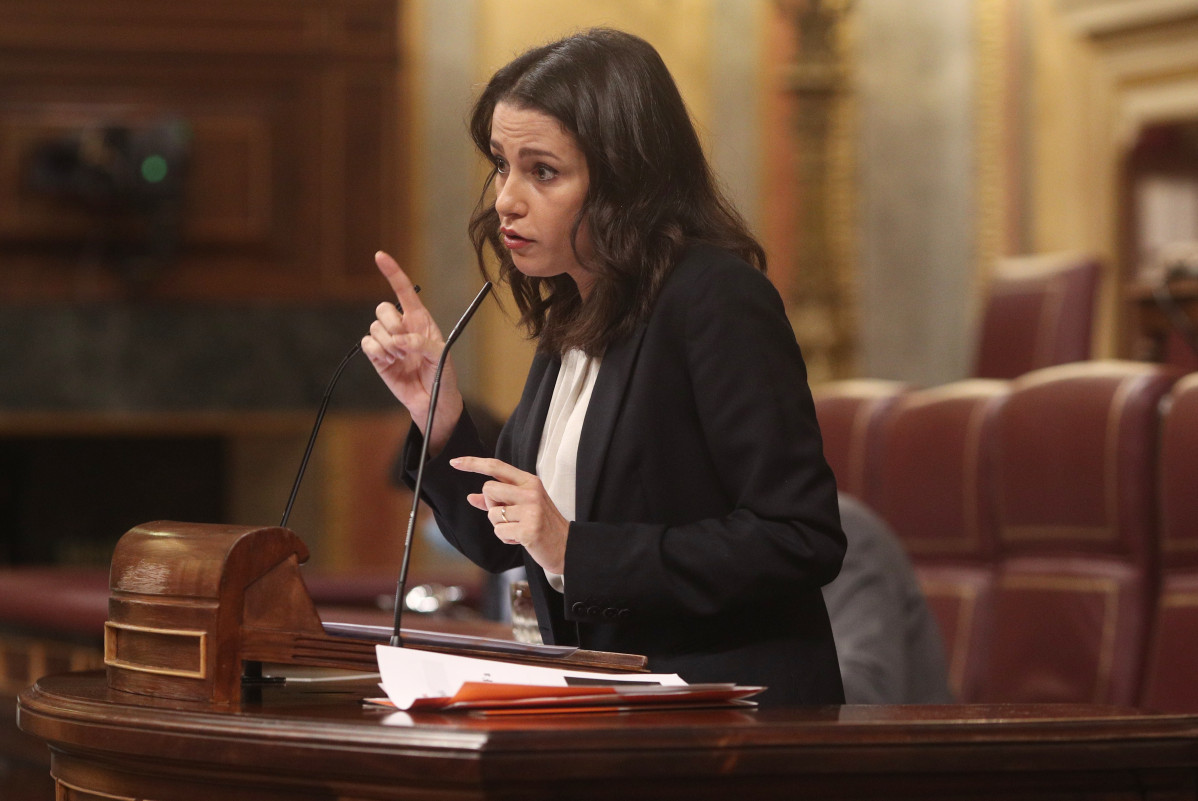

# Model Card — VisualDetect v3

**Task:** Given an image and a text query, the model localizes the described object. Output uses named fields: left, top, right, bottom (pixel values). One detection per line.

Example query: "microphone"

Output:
left=280, top=342, right=362, bottom=529
left=281, top=284, right=419, bottom=529
left=390, top=281, right=493, bottom=646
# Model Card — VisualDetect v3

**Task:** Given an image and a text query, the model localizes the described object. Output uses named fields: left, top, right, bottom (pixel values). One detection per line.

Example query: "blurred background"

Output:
left=1, top=0, right=1196, bottom=592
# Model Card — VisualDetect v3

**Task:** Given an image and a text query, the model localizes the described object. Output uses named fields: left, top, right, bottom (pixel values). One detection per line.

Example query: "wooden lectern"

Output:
left=104, top=520, right=644, bottom=706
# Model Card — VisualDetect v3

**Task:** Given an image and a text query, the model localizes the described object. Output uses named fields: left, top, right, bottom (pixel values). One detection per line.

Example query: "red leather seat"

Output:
left=868, top=380, right=1008, bottom=701
left=1158, top=373, right=1198, bottom=564
left=0, top=568, right=110, bottom=639
left=985, top=557, right=1150, bottom=704
left=974, top=254, right=1100, bottom=379
left=811, top=379, right=910, bottom=499
left=1141, top=572, right=1198, bottom=712
left=1140, top=373, right=1198, bottom=712
left=980, top=361, right=1181, bottom=704
left=914, top=563, right=994, bottom=702
left=871, top=380, right=1007, bottom=561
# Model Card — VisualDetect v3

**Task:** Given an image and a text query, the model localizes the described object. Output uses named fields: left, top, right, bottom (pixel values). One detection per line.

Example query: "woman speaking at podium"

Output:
left=363, top=28, right=846, bottom=707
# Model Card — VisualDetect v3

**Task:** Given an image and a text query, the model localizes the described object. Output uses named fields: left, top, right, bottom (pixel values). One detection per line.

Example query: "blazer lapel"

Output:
left=511, top=350, right=560, bottom=473
left=575, top=322, right=649, bottom=522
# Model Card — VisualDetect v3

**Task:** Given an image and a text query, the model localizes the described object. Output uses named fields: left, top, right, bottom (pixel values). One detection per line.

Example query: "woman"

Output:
left=363, top=28, right=845, bottom=706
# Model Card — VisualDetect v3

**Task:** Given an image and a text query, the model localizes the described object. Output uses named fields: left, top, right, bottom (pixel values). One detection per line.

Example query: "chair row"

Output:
left=813, top=362, right=1198, bottom=711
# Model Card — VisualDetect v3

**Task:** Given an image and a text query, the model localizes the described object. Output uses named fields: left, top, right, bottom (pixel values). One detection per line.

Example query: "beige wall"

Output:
left=854, top=0, right=1198, bottom=375
left=1028, top=1, right=1103, bottom=256
left=1023, top=0, right=1198, bottom=356
left=1026, top=0, right=1116, bottom=353
left=474, top=1, right=716, bottom=119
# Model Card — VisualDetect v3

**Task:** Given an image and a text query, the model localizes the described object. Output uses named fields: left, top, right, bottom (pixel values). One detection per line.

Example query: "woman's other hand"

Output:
left=451, top=456, right=569, bottom=575
left=362, top=251, right=462, bottom=453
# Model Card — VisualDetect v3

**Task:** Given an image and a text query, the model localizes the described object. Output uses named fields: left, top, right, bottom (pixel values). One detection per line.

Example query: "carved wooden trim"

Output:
left=0, top=0, right=396, bottom=58
left=104, top=622, right=208, bottom=680
left=0, top=0, right=403, bottom=302
left=1057, top=0, right=1198, bottom=38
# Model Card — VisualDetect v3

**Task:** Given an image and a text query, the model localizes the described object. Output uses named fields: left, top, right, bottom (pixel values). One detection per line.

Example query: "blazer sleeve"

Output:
left=398, top=411, right=524, bottom=574
left=562, top=256, right=845, bottom=623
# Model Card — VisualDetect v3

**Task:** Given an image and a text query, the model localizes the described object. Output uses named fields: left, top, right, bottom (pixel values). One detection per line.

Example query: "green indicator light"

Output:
left=140, top=154, right=169, bottom=183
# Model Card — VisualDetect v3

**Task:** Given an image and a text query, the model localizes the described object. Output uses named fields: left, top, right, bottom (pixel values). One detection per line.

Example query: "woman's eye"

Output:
left=534, top=164, right=558, bottom=181
left=493, top=156, right=508, bottom=174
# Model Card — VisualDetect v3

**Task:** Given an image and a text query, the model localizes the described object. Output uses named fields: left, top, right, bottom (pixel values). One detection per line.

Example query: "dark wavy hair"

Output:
left=467, top=28, right=766, bottom=356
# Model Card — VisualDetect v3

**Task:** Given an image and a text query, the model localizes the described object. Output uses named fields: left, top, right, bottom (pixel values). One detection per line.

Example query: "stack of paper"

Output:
left=373, top=645, right=763, bottom=714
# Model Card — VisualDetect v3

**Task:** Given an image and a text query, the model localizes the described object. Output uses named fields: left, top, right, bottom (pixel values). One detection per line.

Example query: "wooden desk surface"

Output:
left=19, top=671, right=1198, bottom=800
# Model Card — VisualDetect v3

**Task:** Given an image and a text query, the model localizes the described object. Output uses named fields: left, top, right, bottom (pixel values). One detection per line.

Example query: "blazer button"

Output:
left=601, top=607, right=617, bottom=619
left=570, top=602, right=586, bottom=616
left=586, top=605, right=600, bottom=617
left=618, top=609, right=631, bottom=619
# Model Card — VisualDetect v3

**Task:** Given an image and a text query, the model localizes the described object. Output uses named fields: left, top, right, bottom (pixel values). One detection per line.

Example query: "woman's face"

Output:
left=490, top=102, right=593, bottom=296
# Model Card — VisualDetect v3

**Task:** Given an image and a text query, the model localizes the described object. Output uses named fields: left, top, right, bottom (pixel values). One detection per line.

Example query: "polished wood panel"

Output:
left=0, top=567, right=514, bottom=801
left=0, top=0, right=404, bottom=302
left=18, top=672, right=1198, bottom=801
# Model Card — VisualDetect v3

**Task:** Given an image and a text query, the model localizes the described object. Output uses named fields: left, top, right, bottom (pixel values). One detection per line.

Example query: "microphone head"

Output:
left=443, top=281, right=493, bottom=349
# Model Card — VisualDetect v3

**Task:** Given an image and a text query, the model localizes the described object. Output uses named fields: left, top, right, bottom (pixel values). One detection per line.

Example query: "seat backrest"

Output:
left=982, top=556, right=1150, bottom=704
left=1140, top=374, right=1198, bottom=712
left=1159, top=373, right=1198, bottom=566
left=915, top=563, right=994, bottom=702
left=979, top=361, right=1181, bottom=704
left=811, top=380, right=910, bottom=499
left=994, top=362, right=1179, bottom=562
left=1140, top=571, right=1198, bottom=713
left=974, top=253, right=1100, bottom=379
left=870, top=380, right=1008, bottom=561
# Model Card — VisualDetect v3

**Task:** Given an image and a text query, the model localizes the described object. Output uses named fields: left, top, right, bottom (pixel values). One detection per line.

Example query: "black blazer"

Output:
left=405, top=244, right=845, bottom=706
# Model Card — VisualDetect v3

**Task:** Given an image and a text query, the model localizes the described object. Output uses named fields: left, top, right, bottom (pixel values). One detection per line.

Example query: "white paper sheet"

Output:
left=375, top=644, right=685, bottom=710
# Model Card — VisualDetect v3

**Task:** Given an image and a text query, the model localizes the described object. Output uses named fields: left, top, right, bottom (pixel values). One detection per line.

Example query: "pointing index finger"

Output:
left=450, top=456, right=529, bottom=484
left=375, top=250, right=423, bottom=313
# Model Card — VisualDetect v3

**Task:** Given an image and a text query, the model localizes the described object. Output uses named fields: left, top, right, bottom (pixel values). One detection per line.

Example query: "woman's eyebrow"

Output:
left=490, top=139, right=559, bottom=160
left=516, top=146, right=558, bottom=159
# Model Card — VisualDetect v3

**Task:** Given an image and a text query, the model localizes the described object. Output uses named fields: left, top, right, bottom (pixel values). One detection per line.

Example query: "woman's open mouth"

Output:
left=500, top=228, right=531, bottom=250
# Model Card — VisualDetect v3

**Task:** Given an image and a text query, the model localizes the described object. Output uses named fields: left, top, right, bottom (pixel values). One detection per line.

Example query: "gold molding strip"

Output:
left=55, top=778, right=139, bottom=801
left=1001, top=524, right=1116, bottom=541
left=919, top=580, right=979, bottom=694
left=104, top=621, right=207, bottom=680
left=1161, top=591, right=1198, bottom=607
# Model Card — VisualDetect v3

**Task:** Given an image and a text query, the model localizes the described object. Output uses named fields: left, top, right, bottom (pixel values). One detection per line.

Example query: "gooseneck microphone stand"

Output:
left=276, top=281, right=492, bottom=649
left=389, top=282, right=492, bottom=646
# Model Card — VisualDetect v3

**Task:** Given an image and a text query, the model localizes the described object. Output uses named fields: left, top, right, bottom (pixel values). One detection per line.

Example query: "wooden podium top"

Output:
left=102, top=521, right=644, bottom=707
left=19, top=671, right=1198, bottom=801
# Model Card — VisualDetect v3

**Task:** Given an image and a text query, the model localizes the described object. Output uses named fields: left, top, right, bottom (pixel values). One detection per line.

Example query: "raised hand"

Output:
left=361, top=251, right=463, bottom=453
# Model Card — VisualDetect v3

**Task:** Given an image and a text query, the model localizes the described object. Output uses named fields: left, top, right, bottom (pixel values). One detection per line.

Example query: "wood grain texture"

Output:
left=18, top=672, right=1198, bottom=801
left=0, top=0, right=404, bottom=302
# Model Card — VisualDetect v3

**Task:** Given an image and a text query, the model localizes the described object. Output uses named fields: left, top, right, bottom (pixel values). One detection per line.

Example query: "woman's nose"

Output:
left=495, top=176, right=526, bottom=218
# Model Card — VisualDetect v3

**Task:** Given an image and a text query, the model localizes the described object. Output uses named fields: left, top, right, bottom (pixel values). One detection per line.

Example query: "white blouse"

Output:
left=535, top=348, right=601, bottom=592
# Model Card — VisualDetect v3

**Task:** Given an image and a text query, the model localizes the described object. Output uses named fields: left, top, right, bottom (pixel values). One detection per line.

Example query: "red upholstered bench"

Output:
left=812, top=379, right=911, bottom=500
left=1141, top=373, right=1198, bottom=713
left=981, top=361, right=1182, bottom=705
left=0, top=568, right=111, bottom=640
